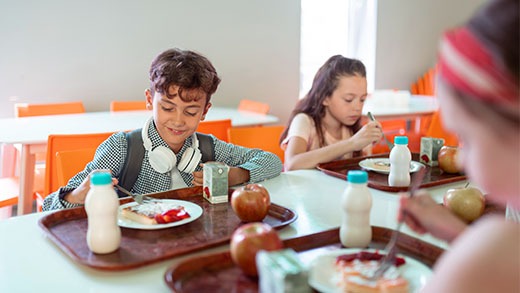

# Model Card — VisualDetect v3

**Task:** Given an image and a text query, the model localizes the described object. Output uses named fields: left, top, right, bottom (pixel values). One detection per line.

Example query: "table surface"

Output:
left=362, top=94, right=438, bottom=120
left=0, top=107, right=279, bottom=144
left=0, top=169, right=467, bottom=293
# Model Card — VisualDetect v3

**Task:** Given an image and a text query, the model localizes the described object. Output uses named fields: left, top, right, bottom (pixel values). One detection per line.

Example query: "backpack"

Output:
left=117, top=129, right=214, bottom=195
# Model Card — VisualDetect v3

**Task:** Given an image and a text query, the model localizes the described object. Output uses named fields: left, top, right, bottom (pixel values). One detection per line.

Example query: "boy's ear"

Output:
left=145, top=89, right=153, bottom=109
left=200, top=102, right=212, bottom=121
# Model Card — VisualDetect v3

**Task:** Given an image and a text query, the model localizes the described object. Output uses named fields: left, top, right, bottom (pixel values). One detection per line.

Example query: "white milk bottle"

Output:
left=85, top=172, right=121, bottom=254
left=340, top=170, right=372, bottom=248
left=388, top=136, right=412, bottom=187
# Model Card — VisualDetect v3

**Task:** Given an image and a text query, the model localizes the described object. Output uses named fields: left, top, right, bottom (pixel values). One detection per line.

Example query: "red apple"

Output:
left=230, top=222, right=283, bottom=277
left=443, top=187, right=485, bottom=222
left=231, top=184, right=271, bottom=222
left=438, top=146, right=462, bottom=174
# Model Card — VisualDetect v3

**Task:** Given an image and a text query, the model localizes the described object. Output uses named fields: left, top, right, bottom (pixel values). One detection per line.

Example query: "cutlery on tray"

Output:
left=114, top=184, right=156, bottom=204
left=367, top=112, right=394, bottom=150
left=368, top=167, right=427, bottom=281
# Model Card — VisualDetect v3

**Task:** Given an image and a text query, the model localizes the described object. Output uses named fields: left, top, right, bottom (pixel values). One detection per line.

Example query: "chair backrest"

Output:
left=15, top=101, right=85, bottom=117
left=238, top=99, right=270, bottom=114
left=425, top=111, right=459, bottom=147
left=228, top=125, right=285, bottom=162
left=196, top=119, right=232, bottom=142
left=110, top=100, right=147, bottom=112
left=56, top=148, right=97, bottom=187
left=44, top=132, right=114, bottom=197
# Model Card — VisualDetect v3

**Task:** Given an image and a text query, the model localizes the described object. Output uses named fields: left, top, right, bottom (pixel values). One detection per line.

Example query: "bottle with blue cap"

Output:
left=85, top=171, right=121, bottom=254
left=340, top=170, right=372, bottom=248
left=388, top=136, right=412, bottom=187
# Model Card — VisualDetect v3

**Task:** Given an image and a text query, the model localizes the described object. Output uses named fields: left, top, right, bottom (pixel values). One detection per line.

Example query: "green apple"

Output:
left=443, top=187, right=485, bottom=222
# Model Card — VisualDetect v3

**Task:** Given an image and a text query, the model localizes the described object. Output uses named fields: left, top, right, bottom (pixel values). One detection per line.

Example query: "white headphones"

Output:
left=141, top=117, right=202, bottom=174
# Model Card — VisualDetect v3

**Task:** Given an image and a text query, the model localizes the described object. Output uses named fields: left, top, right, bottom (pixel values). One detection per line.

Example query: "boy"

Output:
left=43, top=48, right=282, bottom=211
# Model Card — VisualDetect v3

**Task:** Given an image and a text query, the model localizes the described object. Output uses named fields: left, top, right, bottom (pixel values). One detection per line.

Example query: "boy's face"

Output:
left=145, top=85, right=211, bottom=153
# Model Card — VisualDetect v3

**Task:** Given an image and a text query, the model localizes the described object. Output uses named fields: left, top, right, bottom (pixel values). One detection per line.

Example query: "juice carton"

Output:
left=203, top=162, right=229, bottom=204
left=420, top=137, right=445, bottom=166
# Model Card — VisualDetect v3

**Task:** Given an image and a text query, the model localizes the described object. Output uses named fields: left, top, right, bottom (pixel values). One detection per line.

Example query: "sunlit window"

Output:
left=300, top=0, right=377, bottom=98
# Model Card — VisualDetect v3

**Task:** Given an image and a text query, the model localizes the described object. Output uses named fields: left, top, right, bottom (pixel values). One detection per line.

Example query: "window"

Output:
left=300, top=0, right=377, bottom=98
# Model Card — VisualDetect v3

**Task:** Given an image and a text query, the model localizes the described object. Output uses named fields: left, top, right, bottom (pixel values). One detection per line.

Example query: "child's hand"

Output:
left=350, top=121, right=383, bottom=150
left=398, top=190, right=467, bottom=243
left=192, top=164, right=204, bottom=186
left=64, top=169, right=116, bottom=204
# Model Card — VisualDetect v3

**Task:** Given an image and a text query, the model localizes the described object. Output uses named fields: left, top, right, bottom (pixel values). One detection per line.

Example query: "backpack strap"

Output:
left=117, top=130, right=215, bottom=197
left=118, top=129, right=145, bottom=197
left=196, top=132, right=215, bottom=163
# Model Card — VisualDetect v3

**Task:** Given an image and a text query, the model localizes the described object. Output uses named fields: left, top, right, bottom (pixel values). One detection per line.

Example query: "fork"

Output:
left=114, top=184, right=155, bottom=204
left=367, top=112, right=394, bottom=150
left=368, top=167, right=427, bottom=281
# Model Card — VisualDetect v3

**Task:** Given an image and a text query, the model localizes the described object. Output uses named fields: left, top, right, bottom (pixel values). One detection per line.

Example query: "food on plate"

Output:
left=231, top=183, right=271, bottom=222
left=437, top=146, right=462, bottom=174
left=230, top=222, right=283, bottom=277
left=121, top=202, right=191, bottom=225
left=335, top=251, right=409, bottom=293
left=443, top=186, right=485, bottom=222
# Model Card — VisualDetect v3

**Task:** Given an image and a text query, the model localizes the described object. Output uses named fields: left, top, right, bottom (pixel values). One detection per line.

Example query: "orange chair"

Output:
left=55, top=148, right=97, bottom=187
left=196, top=119, right=232, bottom=142
left=110, top=100, right=147, bottom=112
left=1, top=101, right=87, bottom=216
left=37, top=132, right=114, bottom=210
left=425, top=110, right=459, bottom=147
left=14, top=101, right=85, bottom=117
left=228, top=125, right=285, bottom=163
left=0, top=177, right=20, bottom=218
left=238, top=99, right=270, bottom=114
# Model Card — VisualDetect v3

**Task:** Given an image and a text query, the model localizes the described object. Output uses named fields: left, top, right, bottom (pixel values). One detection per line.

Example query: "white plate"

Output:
left=308, top=248, right=432, bottom=293
left=359, top=158, right=424, bottom=174
left=118, top=199, right=203, bottom=230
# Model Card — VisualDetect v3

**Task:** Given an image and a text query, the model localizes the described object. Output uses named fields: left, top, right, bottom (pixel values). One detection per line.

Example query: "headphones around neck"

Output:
left=141, top=117, right=202, bottom=174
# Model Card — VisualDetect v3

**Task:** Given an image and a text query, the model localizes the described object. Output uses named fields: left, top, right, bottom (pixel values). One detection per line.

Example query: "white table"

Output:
left=0, top=170, right=464, bottom=293
left=362, top=94, right=438, bottom=132
left=0, top=108, right=279, bottom=215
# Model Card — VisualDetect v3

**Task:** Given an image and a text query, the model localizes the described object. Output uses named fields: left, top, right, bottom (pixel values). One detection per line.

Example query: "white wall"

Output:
left=0, top=0, right=486, bottom=124
left=0, top=0, right=301, bottom=122
left=375, top=0, right=486, bottom=89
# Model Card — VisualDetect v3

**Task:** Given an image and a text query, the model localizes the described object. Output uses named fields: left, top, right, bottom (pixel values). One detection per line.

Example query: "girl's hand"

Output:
left=349, top=121, right=383, bottom=150
left=398, top=190, right=467, bottom=243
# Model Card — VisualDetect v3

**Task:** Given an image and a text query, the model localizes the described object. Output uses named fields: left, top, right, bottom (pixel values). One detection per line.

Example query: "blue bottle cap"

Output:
left=347, top=170, right=368, bottom=183
left=394, top=136, right=408, bottom=145
left=90, top=172, right=112, bottom=185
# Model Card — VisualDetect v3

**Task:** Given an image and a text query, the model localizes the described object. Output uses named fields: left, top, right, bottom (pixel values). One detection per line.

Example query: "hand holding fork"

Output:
left=368, top=167, right=427, bottom=281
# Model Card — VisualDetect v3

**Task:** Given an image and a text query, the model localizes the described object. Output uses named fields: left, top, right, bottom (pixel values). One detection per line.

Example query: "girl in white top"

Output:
left=280, top=56, right=383, bottom=170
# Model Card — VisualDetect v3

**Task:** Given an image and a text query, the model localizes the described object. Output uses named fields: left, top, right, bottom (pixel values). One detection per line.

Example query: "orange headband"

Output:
left=438, top=27, right=519, bottom=105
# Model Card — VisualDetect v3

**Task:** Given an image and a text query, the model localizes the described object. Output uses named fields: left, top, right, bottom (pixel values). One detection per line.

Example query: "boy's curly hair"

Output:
left=149, top=48, right=221, bottom=105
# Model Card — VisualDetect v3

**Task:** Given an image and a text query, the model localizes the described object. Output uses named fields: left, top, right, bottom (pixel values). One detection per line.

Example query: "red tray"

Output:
left=317, top=153, right=466, bottom=192
left=164, top=226, right=445, bottom=292
left=38, top=186, right=297, bottom=271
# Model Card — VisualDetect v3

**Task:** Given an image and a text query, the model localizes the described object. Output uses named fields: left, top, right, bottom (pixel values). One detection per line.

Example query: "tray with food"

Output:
left=164, top=226, right=444, bottom=293
left=317, top=153, right=467, bottom=192
left=38, top=186, right=297, bottom=271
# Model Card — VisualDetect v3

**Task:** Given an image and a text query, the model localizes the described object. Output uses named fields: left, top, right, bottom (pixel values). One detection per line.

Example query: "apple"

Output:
left=443, top=187, right=485, bottom=222
left=231, top=184, right=271, bottom=222
left=230, top=222, right=283, bottom=277
left=438, top=146, right=462, bottom=174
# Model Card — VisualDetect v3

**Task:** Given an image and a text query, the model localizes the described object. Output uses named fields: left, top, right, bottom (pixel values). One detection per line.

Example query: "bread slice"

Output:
left=121, top=202, right=186, bottom=225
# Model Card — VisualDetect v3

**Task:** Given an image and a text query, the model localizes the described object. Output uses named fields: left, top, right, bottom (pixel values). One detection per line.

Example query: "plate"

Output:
left=359, top=158, right=424, bottom=174
left=308, top=248, right=432, bottom=293
left=118, top=199, right=203, bottom=230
